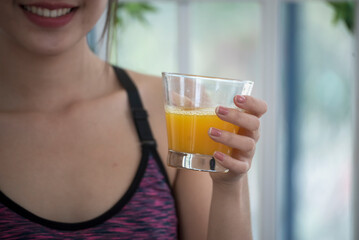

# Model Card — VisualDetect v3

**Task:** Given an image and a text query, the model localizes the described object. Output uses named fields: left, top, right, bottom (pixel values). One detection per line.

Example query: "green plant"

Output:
left=107, top=2, right=157, bottom=61
left=327, top=2, right=355, bottom=34
left=114, top=3, right=157, bottom=29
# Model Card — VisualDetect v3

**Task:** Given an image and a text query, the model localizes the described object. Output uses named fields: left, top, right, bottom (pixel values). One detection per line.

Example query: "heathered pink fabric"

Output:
left=0, top=157, right=178, bottom=239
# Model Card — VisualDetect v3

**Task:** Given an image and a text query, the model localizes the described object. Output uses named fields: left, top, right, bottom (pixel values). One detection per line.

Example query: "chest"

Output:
left=0, top=156, right=178, bottom=238
left=0, top=100, right=150, bottom=222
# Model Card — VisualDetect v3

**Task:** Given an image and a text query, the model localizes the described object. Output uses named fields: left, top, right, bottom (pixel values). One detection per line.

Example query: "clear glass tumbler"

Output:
left=162, top=73, right=253, bottom=173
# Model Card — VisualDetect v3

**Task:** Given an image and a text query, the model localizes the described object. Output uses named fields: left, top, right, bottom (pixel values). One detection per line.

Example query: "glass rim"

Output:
left=162, top=72, right=254, bottom=85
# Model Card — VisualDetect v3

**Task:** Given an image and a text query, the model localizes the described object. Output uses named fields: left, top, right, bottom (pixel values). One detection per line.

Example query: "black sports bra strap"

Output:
left=113, top=66, right=157, bottom=148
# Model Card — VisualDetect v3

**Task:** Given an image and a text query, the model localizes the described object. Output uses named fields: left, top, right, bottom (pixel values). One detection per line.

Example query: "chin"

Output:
left=18, top=33, right=86, bottom=57
left=28, top=43, right=73, bottom=56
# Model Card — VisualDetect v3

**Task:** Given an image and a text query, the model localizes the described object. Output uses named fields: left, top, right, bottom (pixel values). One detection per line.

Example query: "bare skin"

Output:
left=0, top=0, right=267, bottom=239
left=0, top=62, right=177, bottom=222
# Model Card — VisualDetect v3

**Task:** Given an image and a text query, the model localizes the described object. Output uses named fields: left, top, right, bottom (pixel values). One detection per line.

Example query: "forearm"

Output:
left=207, top=175, right=252, bottom=240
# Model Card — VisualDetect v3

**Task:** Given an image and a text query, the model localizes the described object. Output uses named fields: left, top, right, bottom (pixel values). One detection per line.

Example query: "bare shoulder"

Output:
left=124, top=69, right=163, bottom=126
left=126, top=70, right=162, bottom=91
left=124, top=69, right=164, bottom=107
left=123, top=69, right=178, bottom=185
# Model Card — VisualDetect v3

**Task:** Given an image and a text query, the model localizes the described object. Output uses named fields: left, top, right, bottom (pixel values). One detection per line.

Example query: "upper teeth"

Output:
left=24, top=6, right=72, bottom=18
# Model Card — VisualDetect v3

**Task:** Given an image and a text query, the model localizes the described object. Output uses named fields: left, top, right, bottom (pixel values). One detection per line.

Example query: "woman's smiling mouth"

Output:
left=21, top=5, right=74, bottom=18
left=20, top=3, right=79, bottom=28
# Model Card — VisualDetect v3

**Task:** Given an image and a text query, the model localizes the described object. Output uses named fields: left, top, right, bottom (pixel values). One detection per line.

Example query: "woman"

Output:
left=0, top=0, right=267, bottom=239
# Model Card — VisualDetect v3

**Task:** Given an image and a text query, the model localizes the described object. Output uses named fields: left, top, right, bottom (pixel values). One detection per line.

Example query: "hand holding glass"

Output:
left=162, top=73, right=253, bottom=173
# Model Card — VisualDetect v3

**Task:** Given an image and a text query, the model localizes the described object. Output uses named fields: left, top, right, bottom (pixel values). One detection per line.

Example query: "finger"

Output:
left=240, top=129, right=260, bottom=142
left=234, top=95, right=267, bottom=117
left=231, top=148, right=254, bottom=160
left=208, top=128, right=256, bottom=153
left=235, top=126, right=260, bottom=142
left=216, top=106, right=260, bottom=132
left=213, top=151, right=250, bottom=174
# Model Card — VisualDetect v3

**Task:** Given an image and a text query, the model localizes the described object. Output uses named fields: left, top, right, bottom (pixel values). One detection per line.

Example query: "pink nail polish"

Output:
left=216, top=106, right=229, bottom=116
left=209, top=128, right=222, bottom=137
left=236, top=95, right=246, bottom=104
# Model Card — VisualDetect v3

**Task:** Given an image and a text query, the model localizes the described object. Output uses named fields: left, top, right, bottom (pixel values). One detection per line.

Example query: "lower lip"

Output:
left=22, top=8, right=77, bottom=28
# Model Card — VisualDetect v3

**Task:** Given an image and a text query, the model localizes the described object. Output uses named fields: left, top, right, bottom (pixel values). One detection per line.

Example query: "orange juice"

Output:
left=165, top=107, right=239, bottom=156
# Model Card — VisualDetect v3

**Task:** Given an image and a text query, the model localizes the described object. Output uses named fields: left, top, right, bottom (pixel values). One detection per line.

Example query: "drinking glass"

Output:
left=162, top=73, right=253, bottom=173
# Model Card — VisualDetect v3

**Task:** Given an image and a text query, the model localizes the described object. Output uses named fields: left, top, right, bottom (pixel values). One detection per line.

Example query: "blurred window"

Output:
left=90, top=1, right=355, bottom=240
left=282, top=3, right=354, bottom=240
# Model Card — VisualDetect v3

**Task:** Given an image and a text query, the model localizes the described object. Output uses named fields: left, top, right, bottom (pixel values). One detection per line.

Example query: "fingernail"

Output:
left=216, top=106, right=229, bottom=116
left=214, top=151, right=226, bottom=162
left=209, top=127, right=222, bottom=137
left=236, top=95, right=246, bottom=104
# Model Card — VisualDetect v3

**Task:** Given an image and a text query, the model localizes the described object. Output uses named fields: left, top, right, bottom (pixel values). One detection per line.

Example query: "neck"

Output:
left=0, top=35, right=112, bottom=113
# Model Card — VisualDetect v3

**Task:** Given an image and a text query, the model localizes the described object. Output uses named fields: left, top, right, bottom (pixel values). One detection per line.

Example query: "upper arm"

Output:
left=174, top=169, right=212, bottom=240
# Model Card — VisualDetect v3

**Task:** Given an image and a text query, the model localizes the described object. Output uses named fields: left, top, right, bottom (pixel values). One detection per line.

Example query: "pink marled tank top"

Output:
left=0, top=150, right=178, bottom=239
left=0, top=66, right=178, bottom=239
